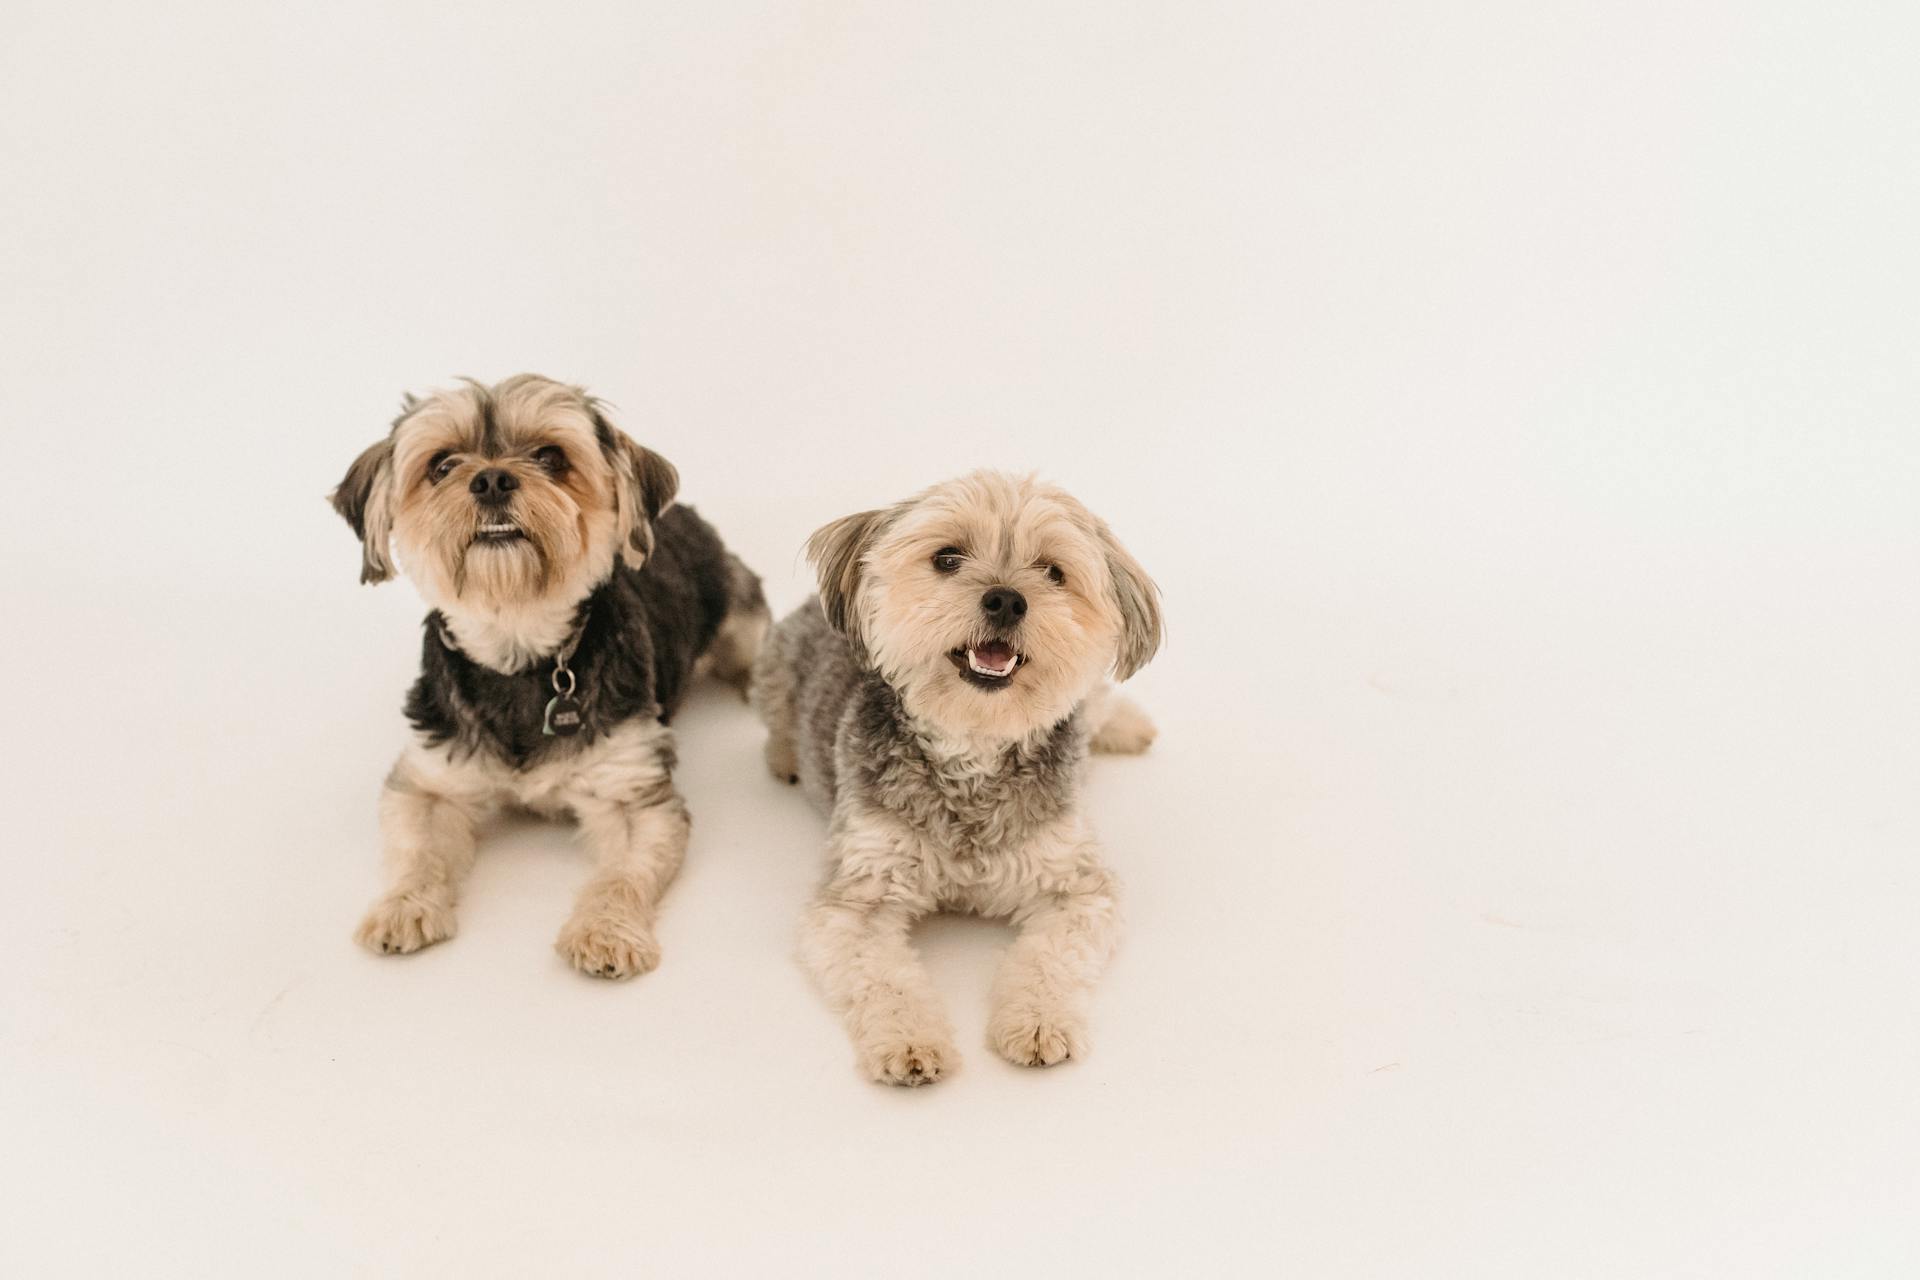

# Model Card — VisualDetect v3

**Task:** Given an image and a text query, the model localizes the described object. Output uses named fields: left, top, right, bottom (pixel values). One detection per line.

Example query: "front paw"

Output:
left=988, top=1003, right=1088, bottom=1067
left=355, top=892, right=456, bottom=955
left=555, top=910, right=661, bottom=980
left=858, top=1034, right=957, bottom=1087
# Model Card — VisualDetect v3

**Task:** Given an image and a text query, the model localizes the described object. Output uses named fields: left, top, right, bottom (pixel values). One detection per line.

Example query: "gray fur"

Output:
left=754, top=600, right=1085, bottom=858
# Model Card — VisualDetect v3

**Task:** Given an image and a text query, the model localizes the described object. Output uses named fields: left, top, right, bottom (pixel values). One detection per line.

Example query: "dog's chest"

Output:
left=447, top=672, right=587, bottom=770
left=405, top=600, right=664, bottom=771
left=859, top=728, right=1081, bottom=867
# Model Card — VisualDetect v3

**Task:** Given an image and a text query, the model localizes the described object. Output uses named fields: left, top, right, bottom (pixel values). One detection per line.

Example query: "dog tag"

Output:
left=543, top=695, right=583, bottom=737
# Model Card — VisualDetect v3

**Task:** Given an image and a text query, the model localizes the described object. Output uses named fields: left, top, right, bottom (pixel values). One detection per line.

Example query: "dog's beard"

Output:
left=452, top=531, right=555, bottom=599
left=397, top=484, right=598, bottom=614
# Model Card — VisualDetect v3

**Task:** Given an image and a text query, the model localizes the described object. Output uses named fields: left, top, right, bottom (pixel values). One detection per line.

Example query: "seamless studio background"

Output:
left=2, top=2, right=1916, bottom=1276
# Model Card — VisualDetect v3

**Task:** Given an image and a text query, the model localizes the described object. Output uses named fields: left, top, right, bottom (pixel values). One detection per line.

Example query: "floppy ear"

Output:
left=1099, top=522, right=1162, bottom=680
left=599, top=417, right=680, bottom=569
left=329, top=437, right=397, bottom=584
left=805, top=507, right=892, bottom=646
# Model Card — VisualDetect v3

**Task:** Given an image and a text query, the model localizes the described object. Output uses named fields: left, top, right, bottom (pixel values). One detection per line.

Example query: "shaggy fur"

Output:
left=751, top=470, right=1161, bottom=1085
left=332, top=374, right=767, bottom=978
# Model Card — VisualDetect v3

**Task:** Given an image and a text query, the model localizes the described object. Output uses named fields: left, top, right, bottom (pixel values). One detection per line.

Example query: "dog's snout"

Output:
left=980, top=587, right=1027, bottom=625
left=469, top=468, right=519, bottom=504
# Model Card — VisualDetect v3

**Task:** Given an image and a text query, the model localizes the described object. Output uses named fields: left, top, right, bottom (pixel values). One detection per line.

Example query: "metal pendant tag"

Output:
left=543, top=695, right=583, bottom=737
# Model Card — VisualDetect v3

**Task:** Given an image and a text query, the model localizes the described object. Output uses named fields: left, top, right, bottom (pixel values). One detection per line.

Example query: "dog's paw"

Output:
left=355, top=893, right=456, bottom=955
left=1089, top=696, right=1157, bottom=755
left=988, top=1005, right=1088, bottom=1068
left=555, top=910, right=661, bottom=980
left=764, top=738, right=801, bottom=786
left=859, top=1035, right=957, bottom=1087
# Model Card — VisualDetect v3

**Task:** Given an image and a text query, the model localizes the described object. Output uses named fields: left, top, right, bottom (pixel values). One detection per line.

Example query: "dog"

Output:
left=330, top=374, right=767, bottom=978
left=750, top=470, right=1161, bottom=1084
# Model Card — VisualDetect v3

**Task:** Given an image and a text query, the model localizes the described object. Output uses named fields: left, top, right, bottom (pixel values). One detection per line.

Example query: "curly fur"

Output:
left=752, top=470, right=1160, bottom=1084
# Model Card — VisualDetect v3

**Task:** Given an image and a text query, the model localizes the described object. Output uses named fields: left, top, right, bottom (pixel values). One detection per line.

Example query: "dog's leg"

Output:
left=987, top=857, right=1122, bottom=1067
left=557, top=784, right=688, bottom=980
left=355, top=763, right=484, bottom=955
left=801, top=845, right=953, bottom=1085
left=1083, top=683, right=1157, bottom=755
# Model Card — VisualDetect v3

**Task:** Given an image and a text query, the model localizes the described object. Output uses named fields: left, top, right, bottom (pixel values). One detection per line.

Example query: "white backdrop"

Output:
left=3, top=2, right=1916, bottom=1275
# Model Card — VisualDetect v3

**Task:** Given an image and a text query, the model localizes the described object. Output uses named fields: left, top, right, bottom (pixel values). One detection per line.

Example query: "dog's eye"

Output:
left=533, top=445, right=569, bottom=474
left=1045, top=564, right=1066, bottom=586
left=932, top=547, right=964, bottom=573
left=426, top=451, right=457, bottom=484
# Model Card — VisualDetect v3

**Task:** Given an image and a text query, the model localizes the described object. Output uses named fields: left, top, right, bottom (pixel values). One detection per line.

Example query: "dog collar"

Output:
left=436, top=610, right=590, bottom=739
left=541, top=613, right=589, bottom=738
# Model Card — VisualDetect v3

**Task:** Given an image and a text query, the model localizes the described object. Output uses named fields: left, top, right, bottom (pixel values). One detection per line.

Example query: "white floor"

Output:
left=4, top=3, right=1917, bottom=1276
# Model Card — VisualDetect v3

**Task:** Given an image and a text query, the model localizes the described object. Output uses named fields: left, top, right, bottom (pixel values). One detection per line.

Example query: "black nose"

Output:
left=980, top=587, right=1027, bottom=626
left=469, top=468, right=519, bottom=504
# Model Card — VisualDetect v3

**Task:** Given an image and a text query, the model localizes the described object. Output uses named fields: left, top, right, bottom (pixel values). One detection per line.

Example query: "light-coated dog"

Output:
left=751, top=470, right=1160, bottom=1084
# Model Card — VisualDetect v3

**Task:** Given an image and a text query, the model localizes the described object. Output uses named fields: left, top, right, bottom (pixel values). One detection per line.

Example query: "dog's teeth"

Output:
left=967, top=651, right=1016, bottom=677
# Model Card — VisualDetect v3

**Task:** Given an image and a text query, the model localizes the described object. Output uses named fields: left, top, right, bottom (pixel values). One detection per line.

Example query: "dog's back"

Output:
left=631, top=505, right=767, bottom=720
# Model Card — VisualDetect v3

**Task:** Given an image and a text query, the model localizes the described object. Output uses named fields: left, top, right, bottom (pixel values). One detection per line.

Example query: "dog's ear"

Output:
left=1099, top=521, right=1162, bottom=680
left=330, top=436, right=397, bottom=584
left=597, top=414, right=680, bottom=569
left=806, top=507, right=892, bottom=644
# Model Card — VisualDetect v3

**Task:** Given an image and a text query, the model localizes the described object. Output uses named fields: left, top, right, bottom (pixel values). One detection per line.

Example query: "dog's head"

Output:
left=330, top=375, right=677, bottom=614
left=808, top=471, right=1161, bottom=741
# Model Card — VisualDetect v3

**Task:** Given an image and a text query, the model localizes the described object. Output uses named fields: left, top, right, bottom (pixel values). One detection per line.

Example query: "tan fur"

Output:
left=358, top=720, right=685, bottom=978
left=1083, top=683, right=1158, bottom=755
left=831, top=471, right=1161, bottom=746
left=388, top=377, right=623, bottom=637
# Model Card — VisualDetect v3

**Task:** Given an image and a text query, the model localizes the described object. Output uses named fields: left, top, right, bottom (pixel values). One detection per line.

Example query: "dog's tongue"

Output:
left=970, top=641, right=1017, bottom=675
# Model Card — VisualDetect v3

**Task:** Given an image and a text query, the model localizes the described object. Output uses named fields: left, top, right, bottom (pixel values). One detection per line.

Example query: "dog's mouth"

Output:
left=472, top=520, right=527, bottom=545
left=948, top=640, right=1025, bottom=690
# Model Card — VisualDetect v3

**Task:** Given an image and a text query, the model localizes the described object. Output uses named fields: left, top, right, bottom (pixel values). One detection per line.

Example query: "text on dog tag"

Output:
left=543, top=695, right=583, bottom=737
